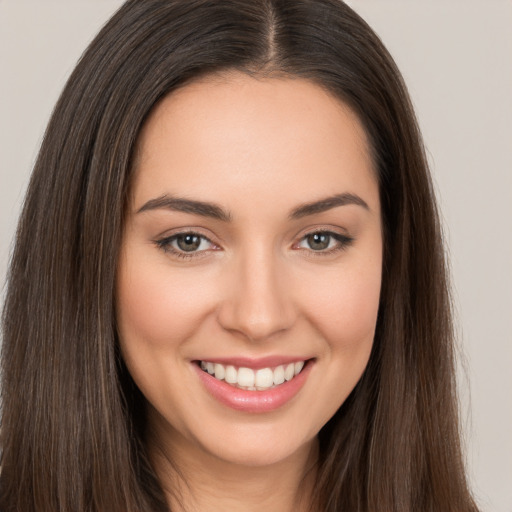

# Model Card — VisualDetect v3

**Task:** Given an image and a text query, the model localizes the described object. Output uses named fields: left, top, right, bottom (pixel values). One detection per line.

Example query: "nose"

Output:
left=216, top=247, right=296, bottom=343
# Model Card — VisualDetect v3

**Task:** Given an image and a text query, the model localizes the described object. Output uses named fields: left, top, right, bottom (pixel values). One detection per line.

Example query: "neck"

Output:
left=147, top=423, right=318, bottom=512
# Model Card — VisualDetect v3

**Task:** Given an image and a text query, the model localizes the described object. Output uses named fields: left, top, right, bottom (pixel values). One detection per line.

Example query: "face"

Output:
left=117, top=73, right=382, bottom=469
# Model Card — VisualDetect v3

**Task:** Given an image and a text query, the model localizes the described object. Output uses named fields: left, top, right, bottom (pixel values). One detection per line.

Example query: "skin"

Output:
left=116, top=72, right=383, bottom=511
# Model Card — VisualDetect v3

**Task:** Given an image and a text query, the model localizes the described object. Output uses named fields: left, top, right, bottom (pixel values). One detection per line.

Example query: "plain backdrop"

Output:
left=1, top=1, right=511, bottom=511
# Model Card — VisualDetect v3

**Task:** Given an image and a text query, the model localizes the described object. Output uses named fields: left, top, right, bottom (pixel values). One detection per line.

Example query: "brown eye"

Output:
left=155, top=232, right=216, bottom=257
left=306, top=233, right=331, bottom=251
left=296, top=231, right=354, bottom=254
left=176, top=234, right=202, bottom=252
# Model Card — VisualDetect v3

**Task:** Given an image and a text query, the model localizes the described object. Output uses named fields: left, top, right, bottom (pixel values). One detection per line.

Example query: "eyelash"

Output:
left=154, top=230, right=354, bottom=260
left=294, top=230, right=354, bottom=256
left=154, top=231, right=216, bottom=260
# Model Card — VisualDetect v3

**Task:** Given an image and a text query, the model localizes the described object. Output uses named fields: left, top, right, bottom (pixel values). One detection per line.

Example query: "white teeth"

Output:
left=225, top=365, right=237, bottom=384
left=255, top=368, right=274, bottom=390
left=273, top=365, right=285, bottom=385
left=214, top=363, right=225, bottom=380
left=237, top=367, right=255, bottom=387
left=284, top=363, right=295, bottom=381
left=199, top=360, right=307, bottom=390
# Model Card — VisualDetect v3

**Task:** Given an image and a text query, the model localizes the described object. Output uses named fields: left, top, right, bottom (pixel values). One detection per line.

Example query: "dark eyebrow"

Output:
left=289, top=193, right=369, bottom=219
left=137, top=195, right=232, bottom=222
left=137, top=192, right=369, bottom=222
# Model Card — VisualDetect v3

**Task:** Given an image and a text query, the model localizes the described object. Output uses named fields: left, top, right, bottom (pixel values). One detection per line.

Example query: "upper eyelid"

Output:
left=154, top=232, right=218, bottom=259
left=293, top=225, right=352, bottom=241
left=156, top=226, right=349, bottom=239
left=155, top=228, right=216, bottom=243
left=159, top=231, right=216, bottom=247
left=294, top=230, right=353, bottom=247
left=155, top=228, right=352, bottom=254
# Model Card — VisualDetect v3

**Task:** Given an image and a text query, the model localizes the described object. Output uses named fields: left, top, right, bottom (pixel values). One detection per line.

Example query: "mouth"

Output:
left=192, top=358, right=314, bottom=413
left=197, top=360, right=306, bottom=391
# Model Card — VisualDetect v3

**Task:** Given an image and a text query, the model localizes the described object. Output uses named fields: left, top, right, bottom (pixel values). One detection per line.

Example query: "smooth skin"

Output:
left=116, top=72, right=383, bottom=512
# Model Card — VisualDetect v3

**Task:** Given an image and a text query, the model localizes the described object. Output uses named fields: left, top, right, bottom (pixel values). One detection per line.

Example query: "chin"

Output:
left=194, top=427, right=317, bottom=468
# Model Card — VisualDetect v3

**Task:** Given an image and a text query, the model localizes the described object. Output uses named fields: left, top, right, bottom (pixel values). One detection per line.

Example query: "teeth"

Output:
left=255, top=368, right=273, bottom=389
left=225, top=365, right=237, bottom=384
left=214, top=363, right=225, bottom=380
left=199, top=360, right=307, bottom=391
left=273, top=365, right=285, bottom=385
left=284, top=363, right=295, bottom=381
left=237, top=367, right=255, bottom=387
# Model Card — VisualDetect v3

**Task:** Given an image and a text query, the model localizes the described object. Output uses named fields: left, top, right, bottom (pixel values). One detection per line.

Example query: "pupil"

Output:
left=177, top=234, right=200, bottom=252
left=308, top=233, right=330, bottom=250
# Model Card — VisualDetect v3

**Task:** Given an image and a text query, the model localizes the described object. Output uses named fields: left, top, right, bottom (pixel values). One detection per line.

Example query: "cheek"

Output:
left=115, top=251, right=221, bottom=414
left=283, top=253, right=382, bottom=436
left=323, top=272, right=380, bottom=347
left=299, top=254, right=382, bottom=356
left=306, top=261, right=381, bottom=413
left=116, top=255, right=216, bottom=350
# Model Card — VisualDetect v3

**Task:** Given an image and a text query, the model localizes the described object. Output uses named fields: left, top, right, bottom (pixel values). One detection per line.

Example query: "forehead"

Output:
left=132, top=72, right=378, bottom=216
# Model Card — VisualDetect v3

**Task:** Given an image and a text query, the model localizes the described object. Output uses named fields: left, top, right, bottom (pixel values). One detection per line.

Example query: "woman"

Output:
left=0, top=0, right=479, bottom=511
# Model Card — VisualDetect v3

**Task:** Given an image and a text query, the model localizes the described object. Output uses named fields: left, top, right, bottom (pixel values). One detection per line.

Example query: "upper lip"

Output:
left=194, top=356, right=313, bottom=370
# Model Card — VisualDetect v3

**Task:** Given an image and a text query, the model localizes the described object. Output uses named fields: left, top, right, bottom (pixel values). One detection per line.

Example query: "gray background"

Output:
left=1, top=1, right=511, bottom=510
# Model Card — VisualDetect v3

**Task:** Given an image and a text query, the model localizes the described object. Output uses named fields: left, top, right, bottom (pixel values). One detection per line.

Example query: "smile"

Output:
left=199, top=360, right=305, bottom=391
left=193, top=358, right=314, bottom=413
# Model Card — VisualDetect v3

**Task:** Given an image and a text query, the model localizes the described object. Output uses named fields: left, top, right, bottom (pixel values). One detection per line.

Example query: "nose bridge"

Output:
left=217, top=242, right=294, bottom=342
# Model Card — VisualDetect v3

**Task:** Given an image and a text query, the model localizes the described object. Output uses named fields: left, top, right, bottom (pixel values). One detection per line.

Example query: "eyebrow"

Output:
left=137, top=195, right=232, bottom=222
left=289, top=193, right=369, bottom=219
left=136, top=192, right=369, bottom=221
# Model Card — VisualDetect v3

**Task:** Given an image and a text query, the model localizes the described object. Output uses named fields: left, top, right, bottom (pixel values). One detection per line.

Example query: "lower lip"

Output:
left=193, top=361, right=313, bottom=413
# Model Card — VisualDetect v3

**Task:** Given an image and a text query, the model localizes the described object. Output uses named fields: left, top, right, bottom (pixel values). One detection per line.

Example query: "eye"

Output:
left=155, top=231, right=217, bottom=258
left=296, top=231, right=354, bottom=253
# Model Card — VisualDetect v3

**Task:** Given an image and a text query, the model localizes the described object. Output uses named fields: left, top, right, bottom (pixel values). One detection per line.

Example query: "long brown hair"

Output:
left=1, top=1, right=478, bottom=510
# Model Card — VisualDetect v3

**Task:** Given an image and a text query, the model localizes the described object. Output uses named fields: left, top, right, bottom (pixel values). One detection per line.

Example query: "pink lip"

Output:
left=193, top=359, right=313, bottom=414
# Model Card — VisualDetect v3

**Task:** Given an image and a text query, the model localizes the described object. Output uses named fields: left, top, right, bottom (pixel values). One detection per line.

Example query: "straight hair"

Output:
left=1, top=1, right=479, bottom=510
